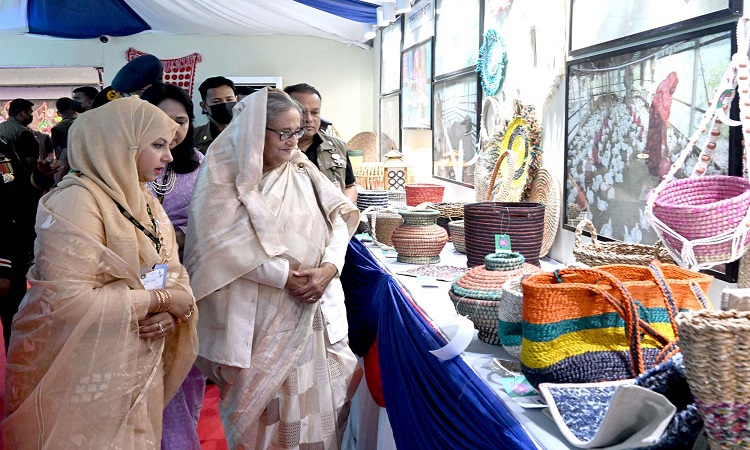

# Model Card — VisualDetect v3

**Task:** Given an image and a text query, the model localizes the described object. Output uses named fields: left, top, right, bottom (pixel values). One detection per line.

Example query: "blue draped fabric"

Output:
left=27, top=0, right=149, bottom=38
left=377, top=267, right=542, bottom=449
left=342, top=238, right=388, bottom=356
left=292, top=0, right=378, bottom=24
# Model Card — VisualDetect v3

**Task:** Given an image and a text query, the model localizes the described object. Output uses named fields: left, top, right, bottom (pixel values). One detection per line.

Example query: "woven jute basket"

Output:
left=405, top=183, right=445, bottom=206
left=497, top=277, right=524, bottom=358
left=463, top=201, right=545, bottom=267
left=390, top=209, right=448, bottom=264
left=346, top=131, right=378, bottom=162
left=449, top=253, right=541, bottom=346
left=367, top=209, right=403, bottom=247
left=573, top=219, right=675, bottom=266
left=527, top=169, right=560, bottom=257
left=448, top=220, right=466, bottom=253
left=677, top=310, right=750, bottom=449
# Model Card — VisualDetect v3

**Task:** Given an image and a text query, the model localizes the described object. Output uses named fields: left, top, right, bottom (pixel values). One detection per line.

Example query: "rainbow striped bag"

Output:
left=519, top=264, right=710, bottom=388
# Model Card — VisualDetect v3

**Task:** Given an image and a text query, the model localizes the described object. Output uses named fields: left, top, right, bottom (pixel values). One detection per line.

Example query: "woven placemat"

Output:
left=528, top=168, right=561, bottom=257
left=397, top=265, right=468, bottom=281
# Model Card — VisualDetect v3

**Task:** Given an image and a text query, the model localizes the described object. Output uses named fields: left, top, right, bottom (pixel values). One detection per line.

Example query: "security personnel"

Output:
left=193, top=76, right=237, bottom=154
left=284, top=83, right=357, bottom=204
left=92, top=54, right=163, bottom=108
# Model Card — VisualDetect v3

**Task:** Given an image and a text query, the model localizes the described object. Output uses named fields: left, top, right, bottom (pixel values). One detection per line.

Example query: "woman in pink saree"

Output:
left=3, top=97, right=199, bottom=449
left=645, top=72, right=679, bottom=177
left=185, top=88, right=361, bottom=449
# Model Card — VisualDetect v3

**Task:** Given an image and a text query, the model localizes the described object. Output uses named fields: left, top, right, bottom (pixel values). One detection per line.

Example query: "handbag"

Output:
left=520, top=264, right=710, bottom=388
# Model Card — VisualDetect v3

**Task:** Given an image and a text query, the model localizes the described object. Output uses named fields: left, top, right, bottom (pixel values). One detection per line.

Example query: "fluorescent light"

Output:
left=364, top=27, right=377, bottom=40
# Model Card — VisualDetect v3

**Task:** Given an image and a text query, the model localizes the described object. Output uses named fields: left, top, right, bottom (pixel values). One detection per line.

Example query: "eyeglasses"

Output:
left=266, top=127, right=305, bottom=141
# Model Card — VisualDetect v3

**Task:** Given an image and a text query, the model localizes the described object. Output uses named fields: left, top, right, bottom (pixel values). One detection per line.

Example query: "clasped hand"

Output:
left=139, top=289, right=195, bottom=338
left=285, top=263, right=338, bottom=304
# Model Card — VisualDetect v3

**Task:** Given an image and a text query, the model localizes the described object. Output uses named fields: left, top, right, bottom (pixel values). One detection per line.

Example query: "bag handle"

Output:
left=485, top=150, right=517, bottom=201
left=574, top=218, right=600, bottom=251
left=554, top=268, right=650, bottom=375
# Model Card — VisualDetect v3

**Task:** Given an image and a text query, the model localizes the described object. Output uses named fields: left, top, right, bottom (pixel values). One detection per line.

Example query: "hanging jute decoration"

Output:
left=126, top=47, right=202, bottom=96
left=477, top=29, right=508, bottom=97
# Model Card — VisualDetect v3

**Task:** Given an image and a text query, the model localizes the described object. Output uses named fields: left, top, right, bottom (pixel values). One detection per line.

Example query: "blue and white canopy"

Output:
left=0, top=0, right=402, bottom=44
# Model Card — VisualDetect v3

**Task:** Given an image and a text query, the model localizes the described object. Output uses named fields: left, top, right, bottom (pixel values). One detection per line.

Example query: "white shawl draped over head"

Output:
left=184, top=88, right=359, bottom=302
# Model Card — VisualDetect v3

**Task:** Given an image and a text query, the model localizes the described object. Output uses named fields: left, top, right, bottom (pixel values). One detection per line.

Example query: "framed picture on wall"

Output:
left=563, top=23, right=739, bottom=279
left=403, top=0, right=435, bottom=49
left=434, top=0, right=480, bottom=78
left=380, top=93, right=401, bottom=157
left=381, top=19, right=402, bottom=95
left=401, top=41, right=433, bottom=129
left=432, top=72, right=479, bottom=186
left=569, top=0, right=742, bottom=56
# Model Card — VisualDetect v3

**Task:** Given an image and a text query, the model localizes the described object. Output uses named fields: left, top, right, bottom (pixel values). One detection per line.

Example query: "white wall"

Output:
left=0, top=33, right=375, bottom=141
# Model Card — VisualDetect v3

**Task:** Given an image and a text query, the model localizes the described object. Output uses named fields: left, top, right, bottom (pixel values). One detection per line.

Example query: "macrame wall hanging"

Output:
left=126, top=47, right=203, bottom=96
left=477, top=29, right=508, bottom=97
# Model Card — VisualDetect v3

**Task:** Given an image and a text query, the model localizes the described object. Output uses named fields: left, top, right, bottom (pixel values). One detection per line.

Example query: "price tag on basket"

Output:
left=495, top=234, right=512, bottom=253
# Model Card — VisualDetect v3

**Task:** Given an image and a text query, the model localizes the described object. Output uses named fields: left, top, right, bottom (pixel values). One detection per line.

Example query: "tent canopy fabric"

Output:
left=0, top=0, right=391, bottom=45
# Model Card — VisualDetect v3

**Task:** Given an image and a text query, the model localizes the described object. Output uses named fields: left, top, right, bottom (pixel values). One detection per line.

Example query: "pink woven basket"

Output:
left=651, top=176, right=750, bottom=264
left=405, top=183, right=445, bottom=206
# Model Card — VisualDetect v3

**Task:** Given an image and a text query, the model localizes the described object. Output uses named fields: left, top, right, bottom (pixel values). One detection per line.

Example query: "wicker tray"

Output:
left=573, top=219, right=675, bottom=267
left=527, top=168, right=560, bottom=257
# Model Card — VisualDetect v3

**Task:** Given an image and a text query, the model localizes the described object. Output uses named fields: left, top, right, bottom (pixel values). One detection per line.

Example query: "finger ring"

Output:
left=158, top=323, right=164, bottom=333
left=186, top=310, right=192, bottom=318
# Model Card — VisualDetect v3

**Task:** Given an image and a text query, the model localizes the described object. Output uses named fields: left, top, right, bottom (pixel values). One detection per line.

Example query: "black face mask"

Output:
left=207, top=102, right=236, bottom=125
left=19, top=113, right=33, bottom=126
left=71, top=100, right=85, bottom=114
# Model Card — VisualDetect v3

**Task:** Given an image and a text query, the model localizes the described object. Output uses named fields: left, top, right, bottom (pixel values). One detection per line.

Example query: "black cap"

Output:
left=90, top=86, right=122, bottom=109
left=111, top=54, right=163, bottom=94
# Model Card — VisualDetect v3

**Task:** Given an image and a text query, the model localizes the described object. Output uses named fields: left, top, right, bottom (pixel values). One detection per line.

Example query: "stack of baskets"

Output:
left=356, top=190, right=389, bottom=212
left=463, top=202, right=546, bottom=267
left=405, top=183, right=445, bottom=206
left=388, top=189, right=406, bottom=208
left=449, top=252, right=541, bottom=345
left=448, top=220, right=466, bottom=253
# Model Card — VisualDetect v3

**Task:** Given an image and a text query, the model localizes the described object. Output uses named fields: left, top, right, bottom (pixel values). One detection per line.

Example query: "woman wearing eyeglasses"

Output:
left=184, top=88, right=361, bottom=449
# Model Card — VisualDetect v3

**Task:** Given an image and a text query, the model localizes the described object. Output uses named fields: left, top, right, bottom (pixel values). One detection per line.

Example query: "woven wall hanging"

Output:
left=126, top=47, right=202, bottom=96
left=477, top=29, right=507, bottom=97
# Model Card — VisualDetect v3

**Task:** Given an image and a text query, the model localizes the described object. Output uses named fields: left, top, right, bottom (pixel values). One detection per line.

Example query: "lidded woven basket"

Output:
left=450, top=252, right=541, bottom=345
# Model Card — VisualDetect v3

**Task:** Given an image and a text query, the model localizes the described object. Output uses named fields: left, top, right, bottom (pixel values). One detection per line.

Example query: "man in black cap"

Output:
left=92, top=54, right=163, bottom=108
left=194, top=76, right=237, bottom=154
left=50, top=97, right=79, bottom=183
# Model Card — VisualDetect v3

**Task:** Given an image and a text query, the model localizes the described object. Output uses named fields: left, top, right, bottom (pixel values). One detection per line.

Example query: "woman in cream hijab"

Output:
left=3, top=97, right=199, bottom=449
left=185, top=88, right=361, bottom=449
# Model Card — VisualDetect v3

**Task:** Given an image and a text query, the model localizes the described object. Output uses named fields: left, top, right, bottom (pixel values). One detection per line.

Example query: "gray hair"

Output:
left=267, top=88, right=303, bottom=125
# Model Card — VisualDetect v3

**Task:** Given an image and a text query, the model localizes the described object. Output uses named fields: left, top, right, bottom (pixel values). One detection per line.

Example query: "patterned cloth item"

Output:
left=126, top=47, right=202, bottom=96
left=546, top=384, right=622, bottom=442
left=397, top=264, right=468, bottom=281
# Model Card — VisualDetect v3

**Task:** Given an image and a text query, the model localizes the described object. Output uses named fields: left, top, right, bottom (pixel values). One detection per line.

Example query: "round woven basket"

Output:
left=463, top=202, right=545, bottom=267
left=346, top=131, right=378, bottom=162
left=388, top=189, right=406, bottom=205
left=573, top=219, right=675, bottom=266
left=448, top=220, right=466, bottom=253
left=425, top=202, right=466, bottom=235
left=677, top=309, right=750, bottom=449
left=367, top=210, right=403, bottom=247
left=449, top=255, right=540, bottom=346
left=527, top=169, right=561, bottom=257
left=390, top=209, right=449, bottom=264
left=405, top=183, right=445, bottom=206
left=651, top=175, right=750, bottom=265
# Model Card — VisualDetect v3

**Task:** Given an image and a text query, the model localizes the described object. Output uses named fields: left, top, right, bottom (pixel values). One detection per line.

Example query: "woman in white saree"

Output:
left=3, top=97, right=199, bottom=449
left=185, top=88, right=361, bottom=449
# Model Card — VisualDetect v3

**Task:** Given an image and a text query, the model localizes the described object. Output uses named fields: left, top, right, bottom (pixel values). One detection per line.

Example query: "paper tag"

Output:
left=382, top=248, right=398, bottom=258
left=139, top=264, right=167, bottom=290
left=416, top=275, right=440, bottom=287
left=495, top=234, right=512, bottom=253
left=500, top=375, right=537, bottom=398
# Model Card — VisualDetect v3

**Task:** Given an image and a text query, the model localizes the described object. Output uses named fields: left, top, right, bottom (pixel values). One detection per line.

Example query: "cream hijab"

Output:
left=60, top=97, right=178, bottom=272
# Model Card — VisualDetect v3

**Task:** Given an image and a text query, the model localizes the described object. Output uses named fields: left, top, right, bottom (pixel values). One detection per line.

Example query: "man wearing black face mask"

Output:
left=0, top=99, right=56, bottom=347
left=194, top=76, right=237, bottom=154
left=50, top=97, right=79, bottom=184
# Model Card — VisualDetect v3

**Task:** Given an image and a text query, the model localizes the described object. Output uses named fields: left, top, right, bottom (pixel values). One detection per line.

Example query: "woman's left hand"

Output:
left=138, top=311, right=178, bottom=339
left=289, top=263, right=338, bottom=303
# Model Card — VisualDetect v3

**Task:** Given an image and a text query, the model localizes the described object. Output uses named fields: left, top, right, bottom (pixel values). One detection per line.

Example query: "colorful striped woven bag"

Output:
left=520, top=264, right=710, bottom=388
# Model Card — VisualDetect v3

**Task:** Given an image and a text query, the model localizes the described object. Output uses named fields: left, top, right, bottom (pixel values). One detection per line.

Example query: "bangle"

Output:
left=154, top=289, right=170, bottom=313
left=161, top=289, right=173, bottom=312
left=153, top=289, right=164, bottom=313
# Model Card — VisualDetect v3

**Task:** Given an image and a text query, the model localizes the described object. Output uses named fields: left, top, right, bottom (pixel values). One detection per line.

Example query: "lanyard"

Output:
left=114, top=201, right=162, bottom=254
